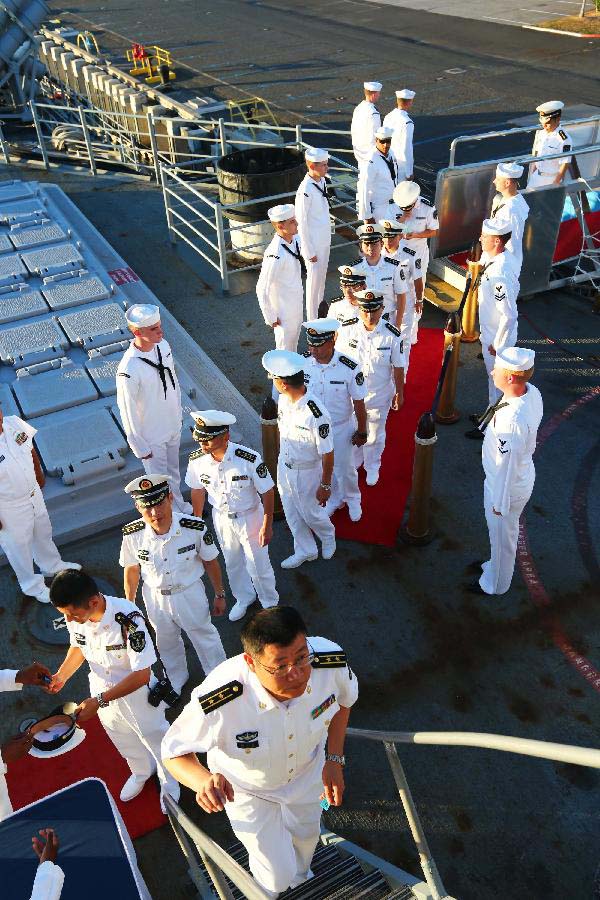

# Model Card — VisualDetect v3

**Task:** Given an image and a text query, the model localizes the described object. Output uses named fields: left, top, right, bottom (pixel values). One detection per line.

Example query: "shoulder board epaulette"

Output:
left=559, top=130, right=567, bottom=140
left=303, top=192, right=309, bottom=197
left=235, top=448, right=257, bottom=462
left=179, top=517, right=205, bottom=531
left=328, top=295, right=343, bottom=304
left=189, top=448, right=203, bottom=461
left=307, top=399, right=322, bottom=418
left=402, top=246, right=416, bottom=256
left=421, top=197, right=431, bottom=206
left=199, top=680, right=243, bottom=714
left=267, top=254, right=280, bottom=259
left=342, top=317, right=358, bottom=326
left=122, top=519, right=145, bottom=535
left=385, top=322, right=401, bottom=337
left=339, top=355, right=357, bottom=370
left=312, top=651, right=347, bottom=669
left=384, top=256, right=399, bottom=266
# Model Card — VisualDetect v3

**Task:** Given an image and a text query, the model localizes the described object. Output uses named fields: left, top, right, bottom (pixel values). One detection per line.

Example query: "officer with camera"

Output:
left=120, top=474, right=227, bottom=693
left=46, top=569, right=180, bottom=808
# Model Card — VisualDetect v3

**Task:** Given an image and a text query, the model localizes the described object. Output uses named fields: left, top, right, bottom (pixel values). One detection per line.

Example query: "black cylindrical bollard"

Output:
left=400, top=412, right=438, bottom=545
left=436, top=312, right=462, bottom=424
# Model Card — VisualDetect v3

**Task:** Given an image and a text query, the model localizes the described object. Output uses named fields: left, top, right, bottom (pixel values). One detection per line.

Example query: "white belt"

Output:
left=152, top=583, right=196, bottom=596
left=283, top=460, right=319, bottom=470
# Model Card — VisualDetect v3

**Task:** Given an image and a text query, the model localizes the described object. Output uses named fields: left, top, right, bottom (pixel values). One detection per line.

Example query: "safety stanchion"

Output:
left=399, top=345, right=453, bottom=545
left=435, top=311, right=462, bottom=424
left=261, top=396, right=284, bottom=520
left=461, top=242, right=482, bottom=344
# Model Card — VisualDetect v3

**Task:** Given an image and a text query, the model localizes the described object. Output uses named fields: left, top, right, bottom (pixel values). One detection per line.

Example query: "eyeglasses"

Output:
left=254, top=645, right=315, bottom=678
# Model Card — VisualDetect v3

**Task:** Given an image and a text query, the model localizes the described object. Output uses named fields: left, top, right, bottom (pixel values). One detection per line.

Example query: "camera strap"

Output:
left=115, top=610, right=168, bottom=682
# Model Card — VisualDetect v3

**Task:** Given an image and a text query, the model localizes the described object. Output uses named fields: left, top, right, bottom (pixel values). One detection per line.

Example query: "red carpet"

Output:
left=6, top=716, right=166, bottom=839
left=333, top=326, right=445, bottom=547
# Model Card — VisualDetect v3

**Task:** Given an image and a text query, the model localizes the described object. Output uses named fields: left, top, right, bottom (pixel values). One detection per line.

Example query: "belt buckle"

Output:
left=160, top=588, right=172, bottom=595
left=228, top=512, right=237, bottom=519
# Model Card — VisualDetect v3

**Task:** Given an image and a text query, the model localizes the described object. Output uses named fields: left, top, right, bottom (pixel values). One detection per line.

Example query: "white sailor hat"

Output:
left=191, top=410, right=236, bottom=441
left=28, top=702, right=87, bottom=759
left=379, top=218, right=404, bottom=235
left=481, top=217, right=512, bottom=237
left=262, top=349, right=306, bottom=379
left=396, top=89, right=415, bottom=100
left=354, top=289, right=385, bottom=310
left=303, top=318, right=340, bottom=346
left=305, top=147, right=329, bottom=163
left=536, top=100, right=564, bottom=118
left=364, top=81, right=382, bottom=91
left=124, top=474, right=171, bottom=507
left=393, top=181, right=421, bottom=208
left=496, top=162, right=524, bottom=180
left=357, top=223, right=383, bottom=242
left=375, top=126, right=394, bottom=141
left=494, top=347, right=535, bottom=372
left=125, top=304, right=160, bottom=328
left=268, top=203, right=295, bottom=223
left=338, top=262, right=367, bottom=284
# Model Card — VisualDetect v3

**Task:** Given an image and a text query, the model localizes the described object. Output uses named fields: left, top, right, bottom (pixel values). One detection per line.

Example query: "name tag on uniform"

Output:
left=329, top=380, right=344, bottom=385
left=311, top=693, right=336, bottom=720
left=232, top=475, right=249, bottom=481
left=236, top=730, right=259, bottom=748
left=137, top=550, right=149, bottom=561
left=178, top=543, right=195, bottom=554
left=296, top=425, right=310, bottom=431
left=381, top=276, right=392, bottom=282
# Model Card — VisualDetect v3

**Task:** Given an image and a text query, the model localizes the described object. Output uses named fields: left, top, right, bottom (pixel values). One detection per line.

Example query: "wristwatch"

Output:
left=214, top=591, right=226, bottom=600
left=325, top=753, right=345, bottom=766
left=96, top=692, right=109, bottom=708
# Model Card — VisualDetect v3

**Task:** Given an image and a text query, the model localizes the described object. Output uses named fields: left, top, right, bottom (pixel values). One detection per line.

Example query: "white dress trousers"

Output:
left=0, top=487, right=65, bottom=601
left=480, top=478, right=533, bottom=595
left=212, top=505, right=278, bottom=609
left=295, top=175, right=331, bottom=320
left=142, top=435, right=188, bottom=512
left=278, top=461, right=335, bottom=558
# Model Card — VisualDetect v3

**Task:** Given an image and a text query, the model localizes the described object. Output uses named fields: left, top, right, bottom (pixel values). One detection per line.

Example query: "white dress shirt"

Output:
left=478, top=252, right=520, bottom=353
left=336, top=318, right=405, bottom=406
left=531, top=127, right=572, bottom=178
left=294, top=174, right=331, bottom=261
left=382, top=107, right=414, bottom=179
left=351, top=100, right=381, bottom=166
left=0, top=417, right=38, bottom=508
left=256, top=234, right=304, bottom=326
left=358, top=149, right=399, bottom=220
left=303, top=351, right=366, bottom=426
left=490, top=192, right=530, bottom=273
left=277, top=392, right=334, bottom=466
left=186, top=442, right=274, bottom=513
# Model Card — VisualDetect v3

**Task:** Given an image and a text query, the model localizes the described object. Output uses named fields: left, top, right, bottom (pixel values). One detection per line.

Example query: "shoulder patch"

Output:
left=384, top=256, right=399, bottom=266
left=203, top=530, right=215, bottom=545
left=256, top=462, right=269, bottom=478
left=319, top=423, right=330, bottom=439
left=307, top=399, right=322, bottom=418
left=199, top=680, right=243, bottom=714
left=342, top=317, right=358, bottom=326
left=559, top=130, right=567, bottom=140
left=122, top=519, right=145, bottom=535
left=339, top=355, right=357, bottom=370
left=235, top=448, right=257, bottom=463
left=421, top=197, right=431, bottom=206
left=385, top=322, right=401, bottom=337
left=189, top=448, right=203, bottom=461
left=179, top=517, right=206, bottom=531
left=312, top=651, right=347, bottom=669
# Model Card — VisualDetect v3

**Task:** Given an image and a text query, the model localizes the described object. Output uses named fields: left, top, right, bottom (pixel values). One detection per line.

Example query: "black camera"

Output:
left=148, top=677, right=180, bottom=708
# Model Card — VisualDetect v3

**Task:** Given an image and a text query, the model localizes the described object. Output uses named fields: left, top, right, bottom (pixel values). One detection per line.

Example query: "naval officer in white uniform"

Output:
left=0, top=409, right=80, bottom=604
left=467, top=348, right=543, bottom=596
left=162, top=606, right=358, bottom=898
left=295, top=148, right=332, bottom=320
left=119, top=474, right=227, bottom=693
left=256, top=204, right=305, bottom=354
left=47, top=569, right=180, bottom=807
left=528, top=100, right=573, bottom=188
left=490, top=162, right=530, bottom=274
left=262, top=350, right=336, bottom=568
left=350, top=80, right=382, bottom=170
left=358, top=127, right=399, bottom=224
left=185, top=411, right=279, bottom=622
left=383, top=88, right=415, bottom=182
left=116, top=304, right=190, bottom=512
left=302, top=319, right=367, bottom=522
left=356, top=224, right=407, bottom=330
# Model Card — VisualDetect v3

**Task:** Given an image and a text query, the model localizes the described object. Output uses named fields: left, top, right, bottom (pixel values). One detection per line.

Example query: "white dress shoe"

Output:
left=281, top=553, right=318, bottom=569
left=228, top=601, right=250, bottom=622
left=321, top=541, right=336, bottom=560
left=120, top=774, right=148, bottom=802
left=365, top=468, right=380, bottom=486
left=347, top=502, right=362, bottom=522
left=35, top=586, right=51, bottom=604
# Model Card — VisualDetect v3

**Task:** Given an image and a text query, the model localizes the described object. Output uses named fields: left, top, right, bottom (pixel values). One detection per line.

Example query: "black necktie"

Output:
left=282, top=240, right=307, bottom=278
left=312, top=178, right=332, bottom=208
left=477, top=398, right=509, bottom=432
left=140, top=344, right=175, bottom=399
left=491, top=198, right=505, bottom=216
left=381, top=152, right=397, bottom=185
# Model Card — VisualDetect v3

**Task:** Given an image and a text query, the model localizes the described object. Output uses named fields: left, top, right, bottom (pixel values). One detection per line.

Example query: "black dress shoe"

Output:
left=465, top=428, right=484, bottom=440
left=465, top=581, right=486, bottom=595
left=469, top=413, right=483, bottom=425
left=467, top=559, right=485, bottom=573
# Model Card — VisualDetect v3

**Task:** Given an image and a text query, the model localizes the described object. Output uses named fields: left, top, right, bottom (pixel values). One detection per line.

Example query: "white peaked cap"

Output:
left=496, top=162, right=524, bottom=179
left=262, top=349, right=306, bottom=378
left=125, top=304, right=160, bottom=328
left=302, top=318, right=340, bottom=334
left=268, top=203, right=295, bottom=222
left=536, top=100, right=564, bottom=117
left=393, top=181, right=421, bottom=207
left=305, top=147, right=328, bottom=163
left=495, top=347, right=535, bottom=372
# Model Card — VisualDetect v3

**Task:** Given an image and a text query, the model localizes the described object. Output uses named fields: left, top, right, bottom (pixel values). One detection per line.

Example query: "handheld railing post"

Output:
left=218, top=117, right=227, bottom=156
left=435, top=312, right=462, bottom=424
left=77, top=105, right=97, bottom=176
left=146, top=110, right=161, bottom=183
left=261, top=396, right=284, bottom=520
left=29, top=102, right=49, bottom=171
left=214, top=201, right=230, bottom=293
left=295, top=123, right=303, bottom=150
left=0, top=120, right=10, bottom=165
left=384, top=742, right=448, bottom=900
left=160, top=165, right=176, bottom=245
